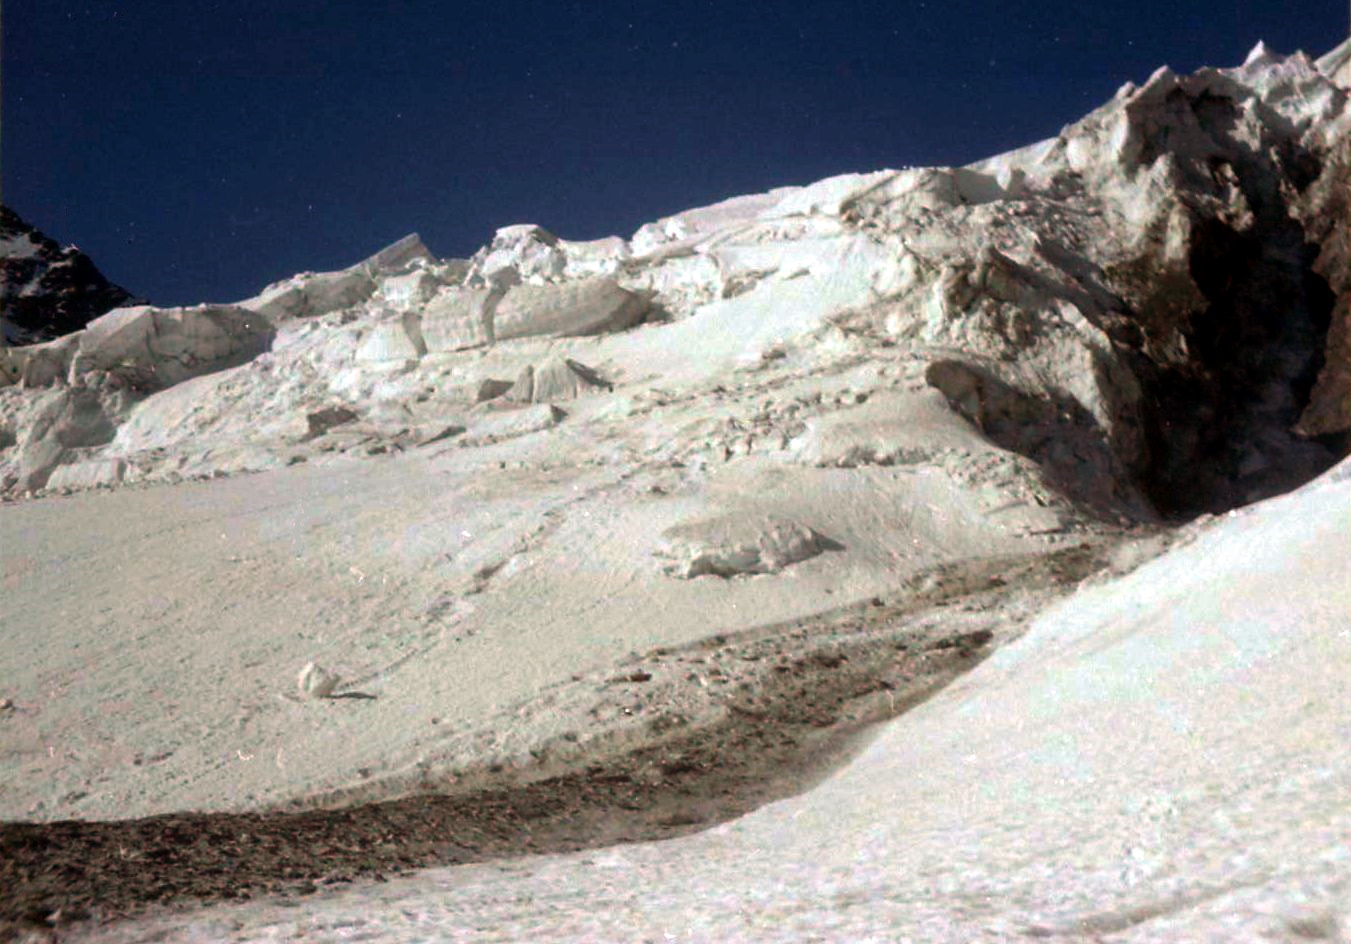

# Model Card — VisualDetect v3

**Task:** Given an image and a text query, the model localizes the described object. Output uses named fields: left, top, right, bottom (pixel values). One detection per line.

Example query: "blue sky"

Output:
left=4, top=0, right=1345, bottom=304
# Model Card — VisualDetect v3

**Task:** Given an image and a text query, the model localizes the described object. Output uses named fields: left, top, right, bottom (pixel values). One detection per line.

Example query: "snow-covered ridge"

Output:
left=1, top=41, right=1347, bottom=517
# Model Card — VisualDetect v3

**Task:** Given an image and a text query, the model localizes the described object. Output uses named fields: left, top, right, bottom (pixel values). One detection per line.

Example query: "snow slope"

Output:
left=75, top=460, right=1351, bottom=943
left=2, top=37, right=1349, bottom=943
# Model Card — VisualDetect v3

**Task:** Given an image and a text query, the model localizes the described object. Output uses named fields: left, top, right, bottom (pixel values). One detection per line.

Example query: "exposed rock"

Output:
left=493, top=277, right=649, bottom=341
left=0, top=205, right=139, bottom=344
left=1297, top=293, right=1351, bottom=439
left=1292, top=110, right=1351, bottom=439
left=473, top=378, right=514, bottom=403
left=656, top=515, right=838, bottom=578
left=305, top=406, right=360, bottom=440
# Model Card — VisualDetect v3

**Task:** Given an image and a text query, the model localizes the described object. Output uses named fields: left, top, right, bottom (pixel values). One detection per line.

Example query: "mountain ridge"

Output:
left=0, top=206, right=142, bottom=346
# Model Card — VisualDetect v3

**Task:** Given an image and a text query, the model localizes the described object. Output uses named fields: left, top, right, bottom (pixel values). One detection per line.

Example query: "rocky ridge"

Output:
left=0, top=206, right=140, bottom=346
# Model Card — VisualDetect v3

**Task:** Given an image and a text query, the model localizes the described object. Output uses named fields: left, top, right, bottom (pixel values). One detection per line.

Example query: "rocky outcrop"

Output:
left=0, top=206, right=139, bottom=344
left=822, top=42, right=1350, bottom=517
left=1290, top=46, right=1350, bottom=440
left=1088, top=54, right=1350, bottom=514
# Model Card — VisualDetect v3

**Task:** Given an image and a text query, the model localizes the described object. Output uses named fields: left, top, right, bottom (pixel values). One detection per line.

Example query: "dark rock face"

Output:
left=1052, top=68, right=1349, bottom=519
left=1, top=206, right=140, bottom=344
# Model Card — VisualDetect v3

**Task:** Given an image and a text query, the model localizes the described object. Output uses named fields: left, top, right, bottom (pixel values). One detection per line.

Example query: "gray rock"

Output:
left=0, top=205, right=139, bottom=344
left=473, top=378, right=514, bottom=403
left=305, top=406, right=360, bottom=439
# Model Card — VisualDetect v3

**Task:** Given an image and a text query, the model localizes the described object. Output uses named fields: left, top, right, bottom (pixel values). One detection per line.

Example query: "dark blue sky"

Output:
left=4, top=1, right=1346, bottom=306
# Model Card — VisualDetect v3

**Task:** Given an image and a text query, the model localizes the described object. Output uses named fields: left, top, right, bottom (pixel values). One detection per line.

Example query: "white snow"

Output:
left=74, top=460, right=1351, bottom=943
left=2, top=37, right=1349, bottom=943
